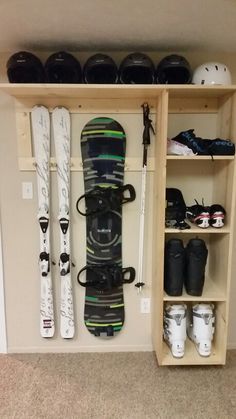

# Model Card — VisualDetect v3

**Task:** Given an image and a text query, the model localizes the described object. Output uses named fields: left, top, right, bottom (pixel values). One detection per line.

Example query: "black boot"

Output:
left=185, top=238, right=208, bottom=296
left=164, top=239, right=185, bottom=296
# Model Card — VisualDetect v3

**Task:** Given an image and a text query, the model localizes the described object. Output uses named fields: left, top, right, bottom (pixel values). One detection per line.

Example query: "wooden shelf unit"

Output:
left=151, top=86, right=236, bottom=366
left=1, top=83, right=236, bottom=366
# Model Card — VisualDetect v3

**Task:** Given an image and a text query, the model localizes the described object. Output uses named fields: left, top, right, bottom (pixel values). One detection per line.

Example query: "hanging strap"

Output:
left=77, top=265, right=136, bottom=291
left=76, top=184, right=136, bottom=217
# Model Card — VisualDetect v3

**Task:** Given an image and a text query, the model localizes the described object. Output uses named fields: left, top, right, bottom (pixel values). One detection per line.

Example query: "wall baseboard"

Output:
left=8, top=344, right=153, bottom=354
left=7, top=342, right=236, bottom=355
left=227, top=342, right=236, bottom=350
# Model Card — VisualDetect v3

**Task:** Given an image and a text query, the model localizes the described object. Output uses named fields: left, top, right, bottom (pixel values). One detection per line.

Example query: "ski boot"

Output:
left=163, top=303, right=187, bottom=358
left=185, top=238, right=208, bottom=296
left=164, top=239, right=185, bottom=296
left=209, top=204, right=226, bottom=228
left=187, top=303, right=215, bottom=357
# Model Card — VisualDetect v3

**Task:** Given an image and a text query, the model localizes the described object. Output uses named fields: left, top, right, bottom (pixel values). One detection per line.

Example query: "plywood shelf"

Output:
left=161, top=339, right=224, bottom=366
left=166, top=155, right=234, bottom=160
left=165, top=226, right=230, bottom=234
left=0, top=83, right=235, bottom=100
left=0, top=83, right=164, bottom=100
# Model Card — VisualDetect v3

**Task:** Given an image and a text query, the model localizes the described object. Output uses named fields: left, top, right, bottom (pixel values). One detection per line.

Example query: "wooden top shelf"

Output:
left=0, top=83, right=235, bottom=100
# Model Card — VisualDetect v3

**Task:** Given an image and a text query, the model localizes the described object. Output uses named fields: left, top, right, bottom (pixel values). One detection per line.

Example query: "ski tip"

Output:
left=32, top=104, right=49, bottom=112
left=52, top=106, right=69, bottom=113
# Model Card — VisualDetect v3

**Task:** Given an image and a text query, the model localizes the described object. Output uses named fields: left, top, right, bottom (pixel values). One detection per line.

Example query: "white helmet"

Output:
left=192, top=62, right=232, bottom=85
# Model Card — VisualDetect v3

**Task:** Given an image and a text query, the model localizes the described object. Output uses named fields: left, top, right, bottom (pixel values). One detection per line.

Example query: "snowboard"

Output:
left=77, top=117, right=136, bottom=337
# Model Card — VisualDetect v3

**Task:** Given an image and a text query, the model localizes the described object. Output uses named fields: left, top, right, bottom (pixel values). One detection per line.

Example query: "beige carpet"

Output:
left=0, top=351, right=236, bottom=419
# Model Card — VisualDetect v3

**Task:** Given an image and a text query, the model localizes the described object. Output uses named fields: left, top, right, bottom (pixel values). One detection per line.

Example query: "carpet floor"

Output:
left=0, top=351, right=236, bottom=419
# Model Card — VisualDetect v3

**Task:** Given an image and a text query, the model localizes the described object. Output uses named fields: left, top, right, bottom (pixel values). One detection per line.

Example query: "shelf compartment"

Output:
left=166, top=159, right=235, bottom=223
left=160, top=301, right=227, bottom=366
left=163, top=233, right=230, bottom=304
left=163, top=276, right=226, bottom=302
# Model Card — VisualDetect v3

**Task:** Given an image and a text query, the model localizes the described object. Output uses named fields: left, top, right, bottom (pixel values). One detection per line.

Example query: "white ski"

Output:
left=52, top=106, right=75, bottom=338
left=31, top=105, right=55, bottom=338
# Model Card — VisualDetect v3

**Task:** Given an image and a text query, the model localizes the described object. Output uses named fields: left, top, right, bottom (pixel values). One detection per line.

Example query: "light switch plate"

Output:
left=22, top=182, right=33, bottom=199
left=140, top=297, right=151, bottom=314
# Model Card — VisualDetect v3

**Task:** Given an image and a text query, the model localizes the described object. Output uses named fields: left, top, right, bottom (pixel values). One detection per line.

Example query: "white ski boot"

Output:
left=188, top=303, right=215, bottom=357
left=163, top=304, right=187, bottom=358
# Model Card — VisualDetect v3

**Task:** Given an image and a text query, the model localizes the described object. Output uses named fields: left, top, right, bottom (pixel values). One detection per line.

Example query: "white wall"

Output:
left=0, top=219, right=7, bottom=352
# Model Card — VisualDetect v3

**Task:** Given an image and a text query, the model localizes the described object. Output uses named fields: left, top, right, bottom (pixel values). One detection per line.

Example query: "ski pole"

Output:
left=135, top=103, right=155, bottom=293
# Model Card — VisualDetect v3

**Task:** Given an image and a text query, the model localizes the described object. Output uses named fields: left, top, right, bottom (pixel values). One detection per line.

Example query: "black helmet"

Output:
left=7, top=51, right=45, bottom=83
left=119, top=52, right=155, bottom=84
left=156, top=54, right=192, bottom=84
left=83, top=54, right=118, bottom=84
left=45, top=51, right=82, bottom=83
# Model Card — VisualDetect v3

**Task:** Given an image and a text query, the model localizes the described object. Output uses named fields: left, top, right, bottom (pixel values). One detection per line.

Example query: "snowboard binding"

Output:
left=39, top=251, right=50, bottom=277
left=77, top=265, right=135, bottom=291
left=76, top=184, right=136, bottom=216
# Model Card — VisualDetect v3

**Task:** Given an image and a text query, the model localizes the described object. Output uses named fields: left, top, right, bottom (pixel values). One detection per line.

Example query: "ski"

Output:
left=31, top=105, right=55, bottom=337
left=52, top=106, right=74, bottom=338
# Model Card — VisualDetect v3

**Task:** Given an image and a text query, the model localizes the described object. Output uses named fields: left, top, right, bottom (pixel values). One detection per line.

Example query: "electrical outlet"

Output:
left=140, top=297, right=150, bottom=314
left=22, top=182, right=33, bottom=199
